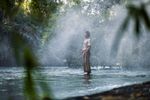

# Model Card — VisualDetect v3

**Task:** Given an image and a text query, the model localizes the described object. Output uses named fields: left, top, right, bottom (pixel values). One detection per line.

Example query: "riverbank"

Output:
left=64, top=81, right=150, bottom=100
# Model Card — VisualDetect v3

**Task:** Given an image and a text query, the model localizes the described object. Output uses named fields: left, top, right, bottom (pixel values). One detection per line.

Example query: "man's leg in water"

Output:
left=86, top=51, right=91, bottom=74
left=83, top=53, right=87, bottom=73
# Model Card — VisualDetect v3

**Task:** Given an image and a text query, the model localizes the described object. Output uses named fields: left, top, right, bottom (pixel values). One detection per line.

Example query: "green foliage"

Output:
left=11, top=31, right=53, bottom=99
left=72, top=0, right=81, bottom=5
left=0, top=0, right=23, bottom=21
left=23, top=48, right=53, bottom=100
left=41, top=13, right=59, bottom=46
left=0, top=0, right=62, bottom=47
left=29, top=0, right=61, bottom=25
left=0, top=0, right=62, bottom=99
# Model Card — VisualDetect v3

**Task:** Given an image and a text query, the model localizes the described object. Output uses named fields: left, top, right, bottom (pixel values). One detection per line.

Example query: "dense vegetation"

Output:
left=0, top=0, right=128, bottom=66
left=0, top=0, right=62, bottom=66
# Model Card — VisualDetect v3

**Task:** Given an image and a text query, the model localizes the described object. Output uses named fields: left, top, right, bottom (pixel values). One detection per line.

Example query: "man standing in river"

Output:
left=82, top=31, right=91, bottom=75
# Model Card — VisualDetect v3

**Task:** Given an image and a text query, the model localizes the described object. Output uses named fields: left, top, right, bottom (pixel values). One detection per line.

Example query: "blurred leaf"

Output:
left=24, top=65, right=39, bottom=100
left=24, top=48, right=38, bottom=69
left=23, top=47, right=53, bottom=100
left=140, top=4, right=150, bottom=31
left=111, top=15, right=130, bottom=57
left=134, top=15, right=140, bottom=38
left=10, top=29, right=53, bottom=100
left=112, top=2, right=150, bottom=56
left=11, top=29, right=26, bottom=65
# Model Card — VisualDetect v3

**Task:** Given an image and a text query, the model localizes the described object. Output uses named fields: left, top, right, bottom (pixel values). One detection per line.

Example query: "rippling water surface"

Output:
left=0, top=66, right=150, bottom=99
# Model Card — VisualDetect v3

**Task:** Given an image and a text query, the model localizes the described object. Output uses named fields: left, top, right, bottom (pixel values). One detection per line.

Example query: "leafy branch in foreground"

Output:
left=11, top=31, right=53, bottom=100
left=0, top=1, right=61, bottom=98
left=111, top=2, right=150, bottom=56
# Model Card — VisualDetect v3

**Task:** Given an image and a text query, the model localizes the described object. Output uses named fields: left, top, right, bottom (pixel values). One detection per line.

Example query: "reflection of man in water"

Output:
left=83, top=73, right=91, bottom=84
left=82, top=31, right=91, bottom=75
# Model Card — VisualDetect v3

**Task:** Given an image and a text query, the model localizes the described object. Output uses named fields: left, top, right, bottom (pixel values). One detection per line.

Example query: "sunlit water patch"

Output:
left=0, top=66, right=150, bottom=99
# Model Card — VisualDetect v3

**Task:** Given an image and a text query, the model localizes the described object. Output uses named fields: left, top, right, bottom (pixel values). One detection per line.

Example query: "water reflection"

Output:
left=1, top=67, right=150, bottom=99
left=83, top=74, right=91, bottom=84
left=0, top=79, right=24, bottom=100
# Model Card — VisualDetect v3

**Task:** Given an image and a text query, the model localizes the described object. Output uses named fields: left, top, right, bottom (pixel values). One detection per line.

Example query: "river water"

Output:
left=0, top=66, right=150, bottom=100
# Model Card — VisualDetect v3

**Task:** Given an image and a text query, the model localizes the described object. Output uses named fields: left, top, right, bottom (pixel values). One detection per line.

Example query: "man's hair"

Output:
left=85, top=31, right=90, bottom=37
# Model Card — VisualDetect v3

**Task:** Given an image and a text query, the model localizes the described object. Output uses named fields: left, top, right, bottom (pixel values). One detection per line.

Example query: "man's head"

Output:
left=85, top=31, right=90, bottom=38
